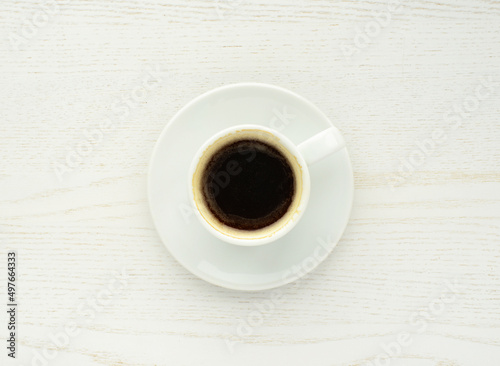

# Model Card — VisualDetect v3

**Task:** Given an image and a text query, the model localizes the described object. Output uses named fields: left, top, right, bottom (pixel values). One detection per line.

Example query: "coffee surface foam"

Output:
left=192, top=129, right=304, bottom=241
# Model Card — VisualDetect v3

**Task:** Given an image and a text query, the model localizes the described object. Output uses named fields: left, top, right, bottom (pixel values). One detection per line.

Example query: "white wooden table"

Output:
left=1, top=1, right=499, bottom=365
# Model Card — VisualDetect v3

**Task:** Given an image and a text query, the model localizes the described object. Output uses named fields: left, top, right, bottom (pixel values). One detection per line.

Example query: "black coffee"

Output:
left=201, top=139, right=296, bottom=231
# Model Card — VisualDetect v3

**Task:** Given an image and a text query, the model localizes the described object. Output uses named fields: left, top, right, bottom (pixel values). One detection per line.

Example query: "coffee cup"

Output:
left=189, top=124, right=345, bottom=246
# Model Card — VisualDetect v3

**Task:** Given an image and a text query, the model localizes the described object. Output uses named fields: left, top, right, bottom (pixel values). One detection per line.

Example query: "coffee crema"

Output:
left=191, top=128, right=305, bottom=241
left=201, top=139, right=296, bottom=231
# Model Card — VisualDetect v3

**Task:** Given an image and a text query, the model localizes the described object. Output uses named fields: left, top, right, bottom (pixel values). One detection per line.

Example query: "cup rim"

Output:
left=189, top=124, right=311, bottom=246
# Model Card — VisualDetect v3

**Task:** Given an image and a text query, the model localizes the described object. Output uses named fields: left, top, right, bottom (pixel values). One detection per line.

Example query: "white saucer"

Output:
left=148, top=83, right=354, bottom=291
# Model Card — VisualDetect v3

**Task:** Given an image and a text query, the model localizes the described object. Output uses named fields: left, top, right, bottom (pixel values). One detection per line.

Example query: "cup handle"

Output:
left=297, top=127, right=346, bottom=166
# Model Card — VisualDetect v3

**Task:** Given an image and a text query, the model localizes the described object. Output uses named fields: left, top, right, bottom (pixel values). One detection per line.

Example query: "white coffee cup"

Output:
left=189, top=124, right=345, bottom=246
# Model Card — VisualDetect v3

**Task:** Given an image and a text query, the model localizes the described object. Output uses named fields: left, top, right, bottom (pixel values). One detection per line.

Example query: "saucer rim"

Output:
left=147, top=82, right=354, bottom=291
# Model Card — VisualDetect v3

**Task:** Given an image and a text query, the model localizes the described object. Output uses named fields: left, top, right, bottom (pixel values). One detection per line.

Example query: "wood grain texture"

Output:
left=0, top=0, right=499, bottom=365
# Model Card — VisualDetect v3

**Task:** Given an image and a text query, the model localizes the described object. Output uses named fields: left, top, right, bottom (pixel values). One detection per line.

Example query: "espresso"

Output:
left=201, top=139, right=296, bottom=231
